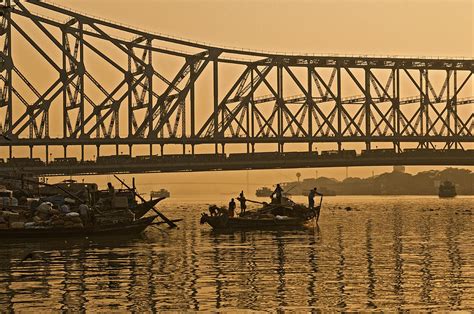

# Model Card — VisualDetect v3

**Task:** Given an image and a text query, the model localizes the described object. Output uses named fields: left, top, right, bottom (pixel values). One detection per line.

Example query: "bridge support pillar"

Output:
left=160, top=144, right=164, bottom=156
left=116, top=144, right=119, bottom=156
left=129, top=144, right=133, bottom=156
left=278, top=143, right=284, bottom=153
left=251, top=143, right=255, bottom=153
left=149, top=144, right=153, bottom=157
left=182, top=144, right=186, bottom=155
left=63, top=145, right=67, bottom=158
left=221, top=143, right=225, bottom=155
left=45, top=145, right=49, bottom=164
left=29, top=145, right=33, bottom=159
left=191, top=144, right=195, bottom=155
left=365, top=142, right=371, bottom=151
left=338, top=142, right=342, bottom=152
left=9, top=146, right=12, bottom=159
left=96, top=145, right=100, bottom=158
left=81, top=145, right=84, bottom=162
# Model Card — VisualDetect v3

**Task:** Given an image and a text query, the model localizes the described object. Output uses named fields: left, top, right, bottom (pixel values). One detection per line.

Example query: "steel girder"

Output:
left=0, top=0, right=472, bottom=155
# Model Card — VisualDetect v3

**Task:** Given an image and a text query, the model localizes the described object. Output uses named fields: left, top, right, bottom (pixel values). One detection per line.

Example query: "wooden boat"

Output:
left=200, top=202, right=321, bottom=231
left=0, top=215, right=157, bottom=239
left=150, top=189, right=170, bottom=199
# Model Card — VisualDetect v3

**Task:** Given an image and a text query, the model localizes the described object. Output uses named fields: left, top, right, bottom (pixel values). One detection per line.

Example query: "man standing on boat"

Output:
left=271, top=184, right=283, bottom=204
left=308, top=187, right=323, bottom=209
left=237, top=191, right=247, bottom=215
left=228, top=198, right=236, bottom=217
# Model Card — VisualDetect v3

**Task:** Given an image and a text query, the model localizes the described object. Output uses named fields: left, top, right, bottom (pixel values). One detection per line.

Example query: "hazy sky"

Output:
left=58, top=0, right=473, bottom=58
left=6, top=0, right=474, bottom=195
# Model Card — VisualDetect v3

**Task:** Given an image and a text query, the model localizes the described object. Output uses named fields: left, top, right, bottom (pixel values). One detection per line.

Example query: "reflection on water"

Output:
left=0, top=196, right=473, bottom=311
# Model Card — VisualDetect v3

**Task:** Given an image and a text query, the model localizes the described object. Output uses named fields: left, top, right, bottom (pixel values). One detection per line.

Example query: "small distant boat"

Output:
left=150, top=189, right=170, bottom=199
left=256, top=187, right=290, bottom=198
left=439, top=181, right=456, bottom=198
left=255, top=187, right=272, bottom=197
left=302, top=187, right=336, bottom=197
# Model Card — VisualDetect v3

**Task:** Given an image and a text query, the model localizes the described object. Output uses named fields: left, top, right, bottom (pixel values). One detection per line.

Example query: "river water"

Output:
left=0, top=196, right=472, bottom=311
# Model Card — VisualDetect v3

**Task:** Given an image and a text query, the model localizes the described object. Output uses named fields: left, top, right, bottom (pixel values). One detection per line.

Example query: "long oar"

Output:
left=114, top=175, right=178, bottom=228
left=316, top=195, right=323, bottom=222
left=151, top=219, right=183, bottom=226
left=245, top=198, right=267, bottom=205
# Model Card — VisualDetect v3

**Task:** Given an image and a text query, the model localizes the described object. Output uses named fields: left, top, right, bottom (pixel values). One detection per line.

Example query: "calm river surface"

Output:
left=0, top=196, right=473, bottom=311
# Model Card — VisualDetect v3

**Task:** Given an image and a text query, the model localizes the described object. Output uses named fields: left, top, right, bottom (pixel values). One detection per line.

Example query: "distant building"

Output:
left=393, top=165, right=405, bottom=173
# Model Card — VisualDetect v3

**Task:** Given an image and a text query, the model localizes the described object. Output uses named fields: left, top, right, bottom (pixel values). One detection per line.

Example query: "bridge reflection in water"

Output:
left=0, top=197, right=472, bottom=311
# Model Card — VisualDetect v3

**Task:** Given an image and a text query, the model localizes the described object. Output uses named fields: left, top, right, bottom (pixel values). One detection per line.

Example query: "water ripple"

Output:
left=0, top=196, right=472, bottom=311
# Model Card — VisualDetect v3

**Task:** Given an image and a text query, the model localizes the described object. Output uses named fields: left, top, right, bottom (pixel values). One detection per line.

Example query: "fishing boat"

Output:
left=200, top=197, right=321, bottom=231
left=439, top=181, right=457, bottom=198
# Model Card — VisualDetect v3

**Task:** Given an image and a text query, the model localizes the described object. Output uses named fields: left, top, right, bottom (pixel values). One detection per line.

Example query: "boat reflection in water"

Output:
left=0, top=197, right=472, bottom=311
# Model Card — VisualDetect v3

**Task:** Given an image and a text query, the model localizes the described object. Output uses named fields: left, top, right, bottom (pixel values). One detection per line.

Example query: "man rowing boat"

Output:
left=308, top=187, right=323, bottom=210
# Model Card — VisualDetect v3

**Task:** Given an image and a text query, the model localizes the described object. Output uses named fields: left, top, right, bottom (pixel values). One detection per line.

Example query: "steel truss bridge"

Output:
left=0, top=0, right=473, bottom=175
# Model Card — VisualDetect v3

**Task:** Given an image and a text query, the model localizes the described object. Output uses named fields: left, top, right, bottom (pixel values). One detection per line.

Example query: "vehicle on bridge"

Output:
left=402, top=148, right=437, bottom=157
left=228, top=152, right=282, bottom=162
left=97, top=154, right=133, bottom=164
left=6, top=158, right=44, bottom=168
left=361, top=149, right=397, bottom=157
left=320, top=150, right=356, bottom=159
left=50, top=157, right=79, bottom=166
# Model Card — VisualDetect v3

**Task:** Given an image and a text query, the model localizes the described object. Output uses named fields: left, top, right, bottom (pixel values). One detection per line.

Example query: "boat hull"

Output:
left=0, top=216, right=156, bottom=239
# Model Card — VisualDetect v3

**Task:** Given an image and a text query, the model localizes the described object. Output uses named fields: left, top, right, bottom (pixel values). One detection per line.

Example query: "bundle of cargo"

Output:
left=0, top=210, right=25, bottom=229
left=34, top=202, right=56, bottom=221
left=63, top=212, right=84, bottom=228
left=0, top=215, right=7, bottom=229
